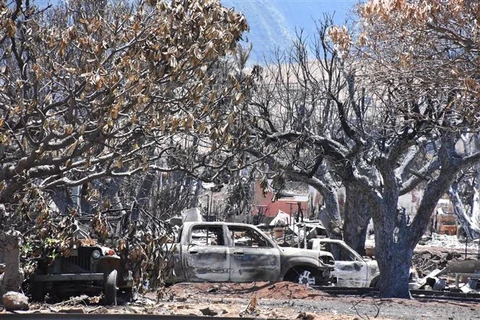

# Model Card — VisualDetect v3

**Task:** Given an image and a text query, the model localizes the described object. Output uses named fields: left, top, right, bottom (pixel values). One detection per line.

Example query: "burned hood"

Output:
left=279, top=246, right=334, bottom=260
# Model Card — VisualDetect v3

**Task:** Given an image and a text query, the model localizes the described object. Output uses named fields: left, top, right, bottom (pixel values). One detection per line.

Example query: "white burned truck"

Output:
left=308, top=238, right=381, bottom=287
left=308, top=238, right=422, bottom=289
left=167, top=222, right=335, bottom=285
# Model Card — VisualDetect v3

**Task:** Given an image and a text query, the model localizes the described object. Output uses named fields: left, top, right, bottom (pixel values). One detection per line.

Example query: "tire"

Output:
left=297, top=269, right=316, bottom=286
left=285, top=268, right=316, bottom=286
left=120, top=287, right=137, bottom=303
left=369, top=276, right=380, bottom=288
left=104, top=270, right=118, bottom=305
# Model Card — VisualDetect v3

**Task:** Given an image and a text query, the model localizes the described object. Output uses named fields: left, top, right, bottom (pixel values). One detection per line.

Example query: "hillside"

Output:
left=222, top=0, right=358, bottom=64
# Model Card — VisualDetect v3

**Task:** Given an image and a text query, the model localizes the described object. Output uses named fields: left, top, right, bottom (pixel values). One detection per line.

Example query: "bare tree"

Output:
left=239, top=1, right=480, bottom=299
left=324, top=0, right=480, bottom=298
left=246, top=38, right=373, bottom=245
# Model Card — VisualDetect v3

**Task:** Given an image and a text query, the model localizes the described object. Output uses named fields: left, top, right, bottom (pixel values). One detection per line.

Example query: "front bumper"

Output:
left=34, top=273, right=105, bottom=282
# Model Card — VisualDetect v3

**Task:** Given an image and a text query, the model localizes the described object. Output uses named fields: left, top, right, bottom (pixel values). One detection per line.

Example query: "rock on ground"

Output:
left=2, top=291, right=29, bottom=311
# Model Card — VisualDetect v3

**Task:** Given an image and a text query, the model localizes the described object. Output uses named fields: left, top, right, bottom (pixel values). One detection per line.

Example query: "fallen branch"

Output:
left=51, top=294, right=90, bottom=307
left=350, top=300, right=381, bottom=319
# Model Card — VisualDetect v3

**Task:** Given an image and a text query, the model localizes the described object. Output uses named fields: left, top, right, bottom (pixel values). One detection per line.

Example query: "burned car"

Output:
left=31, top=244, right=133, bottom=305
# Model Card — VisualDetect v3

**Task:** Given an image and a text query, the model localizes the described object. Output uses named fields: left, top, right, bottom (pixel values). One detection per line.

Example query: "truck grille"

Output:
left=65, top=247, right=94, bottom=271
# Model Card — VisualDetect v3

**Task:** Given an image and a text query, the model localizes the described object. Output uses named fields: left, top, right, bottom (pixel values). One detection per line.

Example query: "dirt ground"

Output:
left=6, top=281, right=480, bottom=320
left=3, top=239, right=480, bottom=319
left=156, top=281, right=480, bottom=319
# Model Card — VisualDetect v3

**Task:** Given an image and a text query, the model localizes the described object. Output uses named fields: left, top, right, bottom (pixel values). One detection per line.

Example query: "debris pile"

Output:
left=164, top=281, right=329, bottom=301
left=412, top=250, right=462, bottom=278
left=412, top=235, right=480, bottom=293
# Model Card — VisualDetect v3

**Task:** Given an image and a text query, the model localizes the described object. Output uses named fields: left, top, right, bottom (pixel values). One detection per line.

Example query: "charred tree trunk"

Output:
left=317, top=186, right=342, bottom=240
left=448, top=134, right=480, bottom=240
left=131, top=172, right=157, bottom=221
left=0, top=230, right=23, bottom=295
left=449, top=185, right=480, bottom=239
left=370, top=194, right=413, bottom=298
left=366, top=158, right=413, bottom=298
left=373, top=219, right=413, bottom=298
left=308, top=174, right=342, bottom=239
left=343, top=183, right=371, bottom=256
left=372, top=135, right=463, bottom=298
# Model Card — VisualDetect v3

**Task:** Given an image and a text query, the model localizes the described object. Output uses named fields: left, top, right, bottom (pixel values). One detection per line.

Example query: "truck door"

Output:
left=228, top=225, right=281, bottom=282
left=183, top=225, right=230, bottom=282
left=324, top=241, right=369, bottom=287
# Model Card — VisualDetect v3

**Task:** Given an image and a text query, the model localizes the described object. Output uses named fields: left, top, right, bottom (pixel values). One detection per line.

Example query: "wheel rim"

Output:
left=298, top=270, right=315, bottom=286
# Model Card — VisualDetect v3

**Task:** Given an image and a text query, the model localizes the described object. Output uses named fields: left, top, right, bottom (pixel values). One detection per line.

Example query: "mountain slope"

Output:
left=222, top=0, right=358, bottom=64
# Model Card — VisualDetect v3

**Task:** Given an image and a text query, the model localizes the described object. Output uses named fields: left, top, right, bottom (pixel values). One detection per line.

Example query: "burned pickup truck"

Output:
left=31, top=244, right=133, bottom=305
left=166, top=222, right=335, bottom=285
left=308, top=238, right=380, bottom=287
left=308, top=238, right=419, bottom=288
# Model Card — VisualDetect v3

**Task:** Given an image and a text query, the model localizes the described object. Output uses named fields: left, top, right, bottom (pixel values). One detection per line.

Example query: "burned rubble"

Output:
left=412, top=236, right=480, bottom=293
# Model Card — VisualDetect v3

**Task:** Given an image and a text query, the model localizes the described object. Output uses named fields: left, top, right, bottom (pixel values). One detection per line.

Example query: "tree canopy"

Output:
left=332, top=0, right=480, bottom=128
left=0, top=0, right=250, bottom=219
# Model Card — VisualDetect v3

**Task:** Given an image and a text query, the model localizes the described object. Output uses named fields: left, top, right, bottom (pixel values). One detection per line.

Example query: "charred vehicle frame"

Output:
left=31, top=244, right=133, bottom=305
left=165, top=222, right=335, bottom=286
